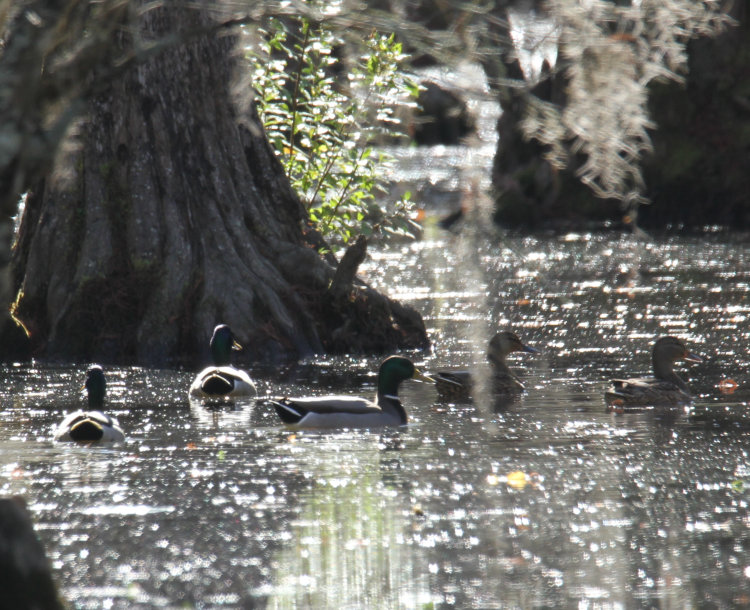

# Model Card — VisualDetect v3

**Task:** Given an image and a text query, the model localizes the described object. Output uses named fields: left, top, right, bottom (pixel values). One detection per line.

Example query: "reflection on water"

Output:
left=2, top=230, right=750, bottom=608
left=266, top=434, right=433, bottom=609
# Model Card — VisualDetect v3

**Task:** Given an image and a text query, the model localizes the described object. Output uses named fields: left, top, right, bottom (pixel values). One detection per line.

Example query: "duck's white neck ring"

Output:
left=383, top=394, right=400, bottom=401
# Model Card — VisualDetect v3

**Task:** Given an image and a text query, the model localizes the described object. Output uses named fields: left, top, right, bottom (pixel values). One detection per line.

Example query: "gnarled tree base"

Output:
left=9, top=6, right=428, bottom=366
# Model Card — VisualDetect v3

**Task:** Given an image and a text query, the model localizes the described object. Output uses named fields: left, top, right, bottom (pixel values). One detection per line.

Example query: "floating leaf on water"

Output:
left=719, top=379, right=739, bottom=394
left=506, top=470, right=528, bottom=489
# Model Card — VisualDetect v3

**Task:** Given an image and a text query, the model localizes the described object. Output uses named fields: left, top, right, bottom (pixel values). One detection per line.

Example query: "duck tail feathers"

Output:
left=201, top=373, right=234, bottom=396
left=604, top=386, right=629, bottom=403
left=269, top=399, right=303, bottom=424
left=69, top=418, right=105, bottom=442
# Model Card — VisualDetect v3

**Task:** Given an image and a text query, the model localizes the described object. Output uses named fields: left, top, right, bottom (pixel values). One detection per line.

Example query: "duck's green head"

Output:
left=210, top=324, right=242, bottom=366
left=377, top=356, right=432, bottom=395
left=85, top=365, right=106, bottom=408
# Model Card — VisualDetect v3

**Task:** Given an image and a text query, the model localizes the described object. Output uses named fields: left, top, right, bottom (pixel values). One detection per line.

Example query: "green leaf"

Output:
left=246, top=12, right=418, bottom=251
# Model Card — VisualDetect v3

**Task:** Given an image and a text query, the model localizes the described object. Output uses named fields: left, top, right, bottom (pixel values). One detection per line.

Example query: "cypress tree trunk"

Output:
left=0, top=0, right=131, bottom=360
left=11, top=4, right=428, bottom=365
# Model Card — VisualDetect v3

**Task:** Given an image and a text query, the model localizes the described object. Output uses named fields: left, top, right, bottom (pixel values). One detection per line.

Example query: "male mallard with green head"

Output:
left=435, top=331, right=538, bottom=401
left=190, top=324, right=257, bottom=400
left=605, top=336, right=702, bottom=407
left=55, top=365, right=125, bottom=442
left=271, top=356, right=432, bottom=429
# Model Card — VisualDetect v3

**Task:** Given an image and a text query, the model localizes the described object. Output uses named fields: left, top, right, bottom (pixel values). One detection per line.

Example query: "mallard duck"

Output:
left=435, top=331, right=538, bottom=401
left=270, top=355, right=432, bottom=428
left=54, top=365, right=125, bottom=442
left=605, top=336, right=702, bottom=407
left=189, top=324, right=257, bottom=400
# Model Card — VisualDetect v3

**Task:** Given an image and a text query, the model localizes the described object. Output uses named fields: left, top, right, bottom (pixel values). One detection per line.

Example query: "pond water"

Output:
left=3, top=62, right=750, bottom=610
left=2, top=226, right=750, bottom=609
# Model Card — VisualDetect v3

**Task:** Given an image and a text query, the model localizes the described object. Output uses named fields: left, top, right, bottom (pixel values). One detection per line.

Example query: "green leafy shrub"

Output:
left=249, top=17, right=421, bottom=248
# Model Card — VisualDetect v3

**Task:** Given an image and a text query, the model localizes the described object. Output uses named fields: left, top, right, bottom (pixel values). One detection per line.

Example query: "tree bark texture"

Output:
left=0, top=1, right=131, bottom=359
left=11, top=4, right=428, bottom=365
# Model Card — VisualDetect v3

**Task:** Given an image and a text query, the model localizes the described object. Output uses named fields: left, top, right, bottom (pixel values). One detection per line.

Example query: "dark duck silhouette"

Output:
left=189, top=324, right=256, bottom=401
left=605, top=336, right=702, bottom=407
left=435, top=331, right=538, bottom=401
left=54, top=366, right=125, bottom=442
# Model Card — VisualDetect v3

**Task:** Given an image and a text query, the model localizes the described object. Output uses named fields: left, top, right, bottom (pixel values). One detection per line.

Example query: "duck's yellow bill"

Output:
left=413, top=369, right=434, bottom=383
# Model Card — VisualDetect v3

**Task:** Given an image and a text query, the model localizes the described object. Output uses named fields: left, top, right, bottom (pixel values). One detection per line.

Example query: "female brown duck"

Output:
left=435, top=331, right=538, bottom=401
left=605, top=336, right=702, bottom=407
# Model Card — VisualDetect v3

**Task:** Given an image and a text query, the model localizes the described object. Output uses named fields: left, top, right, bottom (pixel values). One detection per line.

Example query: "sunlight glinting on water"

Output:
left=263, top=437, right=437, bottom=609
left=3, top=74, right=750, bottom=610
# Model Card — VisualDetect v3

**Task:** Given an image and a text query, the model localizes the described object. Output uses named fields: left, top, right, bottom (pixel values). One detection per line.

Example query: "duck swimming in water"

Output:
left=189, top=324, right=257, bottom=401
left=270, top=356, right=432, bottom=429
left=54, top=366, right=125, bottom=442
left=435, top=331, right=538, bottom=401
left=605, top=336, right=702, bottom=407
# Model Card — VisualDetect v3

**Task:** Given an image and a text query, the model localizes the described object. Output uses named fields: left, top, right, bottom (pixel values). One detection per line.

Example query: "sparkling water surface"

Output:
left=2, top=228, right=750, bottom=609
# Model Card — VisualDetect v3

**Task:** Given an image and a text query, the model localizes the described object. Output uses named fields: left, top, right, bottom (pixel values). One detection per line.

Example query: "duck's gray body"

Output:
left=605, top=377, right=693, bottom=405
left=271, top=356, right=428, bottom=429
left=434, top=371, right=473, bottom=400
left=271, top=394, right=406, bottom=429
